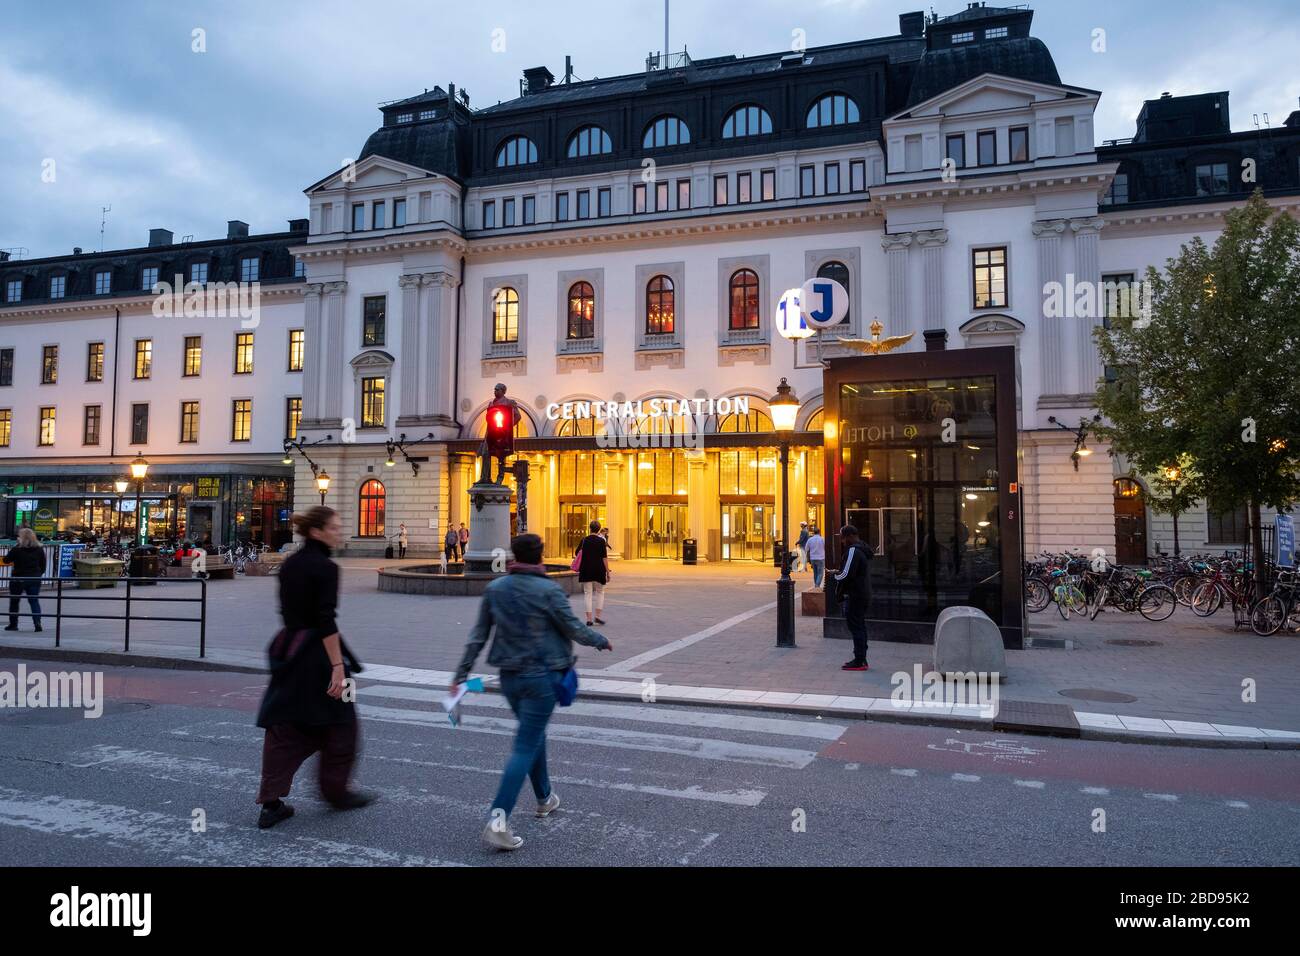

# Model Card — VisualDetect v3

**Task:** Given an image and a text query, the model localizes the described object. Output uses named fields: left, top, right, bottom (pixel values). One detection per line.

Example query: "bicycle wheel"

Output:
left=1190, top=582, right=1223, bottom=617
left=1138, top=584, right=1177, bottom=621
left=1250, top=596, right=1285, bottom=636
left=1089, top=585, right=1109, bottom=620
left=1172, top=575, right=1198, bottom=607
left=1026, top=579, right=1050, bottom=613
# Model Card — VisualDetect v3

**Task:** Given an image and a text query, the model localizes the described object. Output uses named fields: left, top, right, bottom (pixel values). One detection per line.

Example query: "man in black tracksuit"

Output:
left=832, top=524, right=871, bottom=671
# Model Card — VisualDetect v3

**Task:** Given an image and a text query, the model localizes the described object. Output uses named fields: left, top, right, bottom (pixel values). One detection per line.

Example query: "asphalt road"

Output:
left=1, top=663, right=1297, bottom=867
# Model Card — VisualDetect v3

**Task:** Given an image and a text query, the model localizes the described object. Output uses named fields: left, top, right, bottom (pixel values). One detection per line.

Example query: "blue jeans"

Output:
left=8, top=579, right=41, bottom=628
left=491, top=669, right=556, bottom=819
left=810, top=560, right=825, bottom=588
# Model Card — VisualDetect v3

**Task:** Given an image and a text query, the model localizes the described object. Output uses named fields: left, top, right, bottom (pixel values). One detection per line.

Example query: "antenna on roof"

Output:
left=664, top=0, right=669, bottom=65
left=99, top=205, right=111, bottom=252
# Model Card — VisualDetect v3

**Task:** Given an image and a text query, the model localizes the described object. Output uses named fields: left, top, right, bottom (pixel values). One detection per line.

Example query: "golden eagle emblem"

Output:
left=836, top=320, right=914, bottom=355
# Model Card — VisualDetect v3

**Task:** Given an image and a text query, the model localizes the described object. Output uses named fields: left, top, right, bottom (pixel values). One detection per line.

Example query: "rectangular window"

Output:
left=83, top=405, right=101, bottom=446
left=482, top=200, right=496, bottom=228
left=294, top=257, right=305, bottom=279
left=761, top=169, right=776, bottom=201
left=1195, top=163, right=1230, bottom=197
left=180, top=401, right=200, bottom=443
left=1207, top=499, right=1249, bottom=545
left=985, top=26, right=1008, bottom=39
left=5, top=279, right=20, bottom=303
left=800, top=165, right=816, bottom=196
left=598, top=188, right=611, bottom=217
left=634, top=183, right=647, bottom=213
left=190, top=261, right=208, bottom=284
left=0, top=348, right=12, bottom=386
left=372, top=200, right=386, bottom=229
left=183, top=335, right=202, bottom=376
left=824, top=163, right=840, bottom=194
left=231, top=399, right=252, bottom=442
left=240, top=257, right=259, bottom=282
left=1104, top=173, right=1129, bottom=204
left=141, top=266, right=158, bottom=290
left=131, top=403, right=149, bottom=445
left=352, top=203, right=366, bottom=231
left=285, top=397, right=302, bottom=441
left=946, top=133, right=966, bottom=168
left=87, top=342, right=104, bottom=382
left=577, top=190, right=590, bottom=219
left=362, top=296, right=386, bottom=347
left=904, top=135, right=922, bottom=173
left=952, top=31, right=974, bottom=43
left=677, top=178, right=692, bottom=209
left=42, top=345, right=58, bottom=384
left=1009, top=126, right=1029, bottom=163
left=288, top=329, right=305, bottom=371
left=556, top=192, right=570, bottom=221
left=977, top=130, right=997, bottom=166
left=714, top=174, right=729, bottom=206
left=133, top=339, right=151, bottom=379
left=38, top=407, right=55, bottom=446
left=737, top=172, right=752, bottom=204
left=0, top=409, right=9, bottom=447
left=503, top=197, right=516, bottom=227
left=849, top=160, right=866, bottom=192
left=234, top=331, right=254, bottom=374
left=94, top=270, right=111, bottom=295
left=655, top=181, right=669, bottom=211
left=49, top=276, right=66, bottom=299
left=361, top=377, right=385, bottom=428
left=1054, top=117, right=1075, bottom=157
left=393, top=198, right=407, bottom=227
left=523, top=195, right=536, bottom=224
left=972, top=247, right=1008, bottom=309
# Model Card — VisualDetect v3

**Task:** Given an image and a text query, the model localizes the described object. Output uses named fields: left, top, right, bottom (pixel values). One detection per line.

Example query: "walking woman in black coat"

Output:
left=3, top=527, right=46, bottom=632
left=254, top=506, right=374, bottom=829
left=575, top=519, right=611, bottom=625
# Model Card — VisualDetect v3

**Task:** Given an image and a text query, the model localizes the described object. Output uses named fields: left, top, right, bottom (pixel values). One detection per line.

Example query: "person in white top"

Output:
left=805, top=527, right=826, bottom=588
left=397, top=523, right=409, bottom=559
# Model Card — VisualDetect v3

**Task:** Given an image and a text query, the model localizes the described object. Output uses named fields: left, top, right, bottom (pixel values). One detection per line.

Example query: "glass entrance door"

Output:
left=722, top=504, right=770, bottom=562
left=561, top=503, right=605, bottom=558
left=637, top=504, right=686, bottom=559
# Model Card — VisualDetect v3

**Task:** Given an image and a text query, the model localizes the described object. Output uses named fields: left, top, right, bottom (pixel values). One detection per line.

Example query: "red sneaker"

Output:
left=841, top=660, right=869, bottom=671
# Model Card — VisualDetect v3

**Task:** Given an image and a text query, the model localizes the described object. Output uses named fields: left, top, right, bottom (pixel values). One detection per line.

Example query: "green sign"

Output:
left=196, top=477, right=222, bottom=499
left=33, top=508, right=55, bottom=537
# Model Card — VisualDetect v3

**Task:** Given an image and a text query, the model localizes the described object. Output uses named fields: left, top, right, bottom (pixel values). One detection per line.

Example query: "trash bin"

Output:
left=682, top=538, right=697, bottom=566
left=73, top=555, right=123, bottom=589
left=129, top=547, right=160, bottom=585
left=773, top=540, right=785, bottom=568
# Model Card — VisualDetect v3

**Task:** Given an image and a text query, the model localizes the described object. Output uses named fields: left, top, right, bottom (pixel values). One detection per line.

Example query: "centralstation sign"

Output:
left=546, top=396, right=751, bottom=421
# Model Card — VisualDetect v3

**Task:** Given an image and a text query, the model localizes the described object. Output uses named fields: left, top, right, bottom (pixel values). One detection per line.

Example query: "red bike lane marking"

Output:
left=821, top=722, right=1300, bottom=803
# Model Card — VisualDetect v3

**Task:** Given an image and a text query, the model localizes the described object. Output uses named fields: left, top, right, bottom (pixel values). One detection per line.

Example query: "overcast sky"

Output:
left=2, top=0, right=1297, bottom=260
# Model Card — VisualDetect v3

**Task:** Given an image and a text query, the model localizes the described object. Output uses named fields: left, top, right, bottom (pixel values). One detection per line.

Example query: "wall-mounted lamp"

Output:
left=1047, top=415, right=1102, bottom=471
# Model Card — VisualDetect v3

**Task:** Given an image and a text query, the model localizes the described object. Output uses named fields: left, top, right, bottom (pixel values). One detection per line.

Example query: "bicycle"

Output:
left=1089, top=563, right=1178, bottom=621
left=1190, top=559, right=1258, bottom=629
left=1250, top=569, right=1300, bottom=636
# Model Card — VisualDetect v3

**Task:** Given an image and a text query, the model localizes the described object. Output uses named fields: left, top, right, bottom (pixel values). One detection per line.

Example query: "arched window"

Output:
left=645, top=275, right=675, bottom=335
left=495, top=135, right=538, bottom=167
left=358, top=479, right=385, bottom=538
left=642, top=115, right=691, bottom=149
left=567, top=281, right=595, bottom=340
left=816, top=260, right=851, bottom=326
left=718, top=409, right=774, bottom=432
left=807, top=409, right=824, bottom=433
left=492, top=287, right=519, bottom=343
left=556, top=417, right=606, bottom=437
left=722, top=104, right=773, bottom=139
left=806, top=93, right=860, bottom=128
left=566, top=126, right=612, bottom=158
left=728, top=269, right=760, bottom=330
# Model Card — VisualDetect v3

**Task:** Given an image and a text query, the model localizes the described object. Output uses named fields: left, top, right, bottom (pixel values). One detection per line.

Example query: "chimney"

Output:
left=73, top=247, right=83, bottom=255
left=148, top=228, right=173, bottom=247
left=923, top=329, right=948, bottom=351
left=899, top=11, right=925, bottom=37
left=522, top=66, right=555, bottom=94
left=227, top=220, right=249, bottom=239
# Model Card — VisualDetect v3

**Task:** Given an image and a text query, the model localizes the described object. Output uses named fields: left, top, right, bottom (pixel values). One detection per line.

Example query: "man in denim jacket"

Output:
left=452, top=533, right=612, bottom=851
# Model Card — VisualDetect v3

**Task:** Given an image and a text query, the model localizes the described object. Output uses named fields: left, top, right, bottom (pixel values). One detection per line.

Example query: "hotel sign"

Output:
left=546, top=396, right=750, bottom=421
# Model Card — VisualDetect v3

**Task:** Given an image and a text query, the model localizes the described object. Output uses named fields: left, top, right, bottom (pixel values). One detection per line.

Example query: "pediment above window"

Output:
left=891, top=73, right=1096, bottom=121
left=306, top=155, right=437, bottom=194
left=350, top=349, right=395, bottom=371
left=960, top=314, right=1025, bottom=346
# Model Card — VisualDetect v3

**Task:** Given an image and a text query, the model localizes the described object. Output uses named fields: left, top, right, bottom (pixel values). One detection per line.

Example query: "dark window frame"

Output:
left=180, top=400, right=200, bottom=444
left=83, top=404, right=101, bottom=446
left=86, top=342, right=104, bottom=382
left=977, top=129, right=997, bottom=167
left=728, top=269, right=761, bottom=331
left=566, top=281, right=596, bottom=340
left=972, top=246, right=1009, bottom=310
left=130, top=402, right=149, bottom=445
left=362, top=296, right=386, bottom=347
left=645, top=275, right=676, bottom=335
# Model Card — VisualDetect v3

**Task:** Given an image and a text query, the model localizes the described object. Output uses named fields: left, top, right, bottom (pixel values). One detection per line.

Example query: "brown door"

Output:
left=1114, top=488, right=1147, bottom=565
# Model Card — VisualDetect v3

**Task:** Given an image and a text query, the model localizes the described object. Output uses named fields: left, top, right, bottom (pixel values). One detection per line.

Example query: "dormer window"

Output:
left=985, top=26, right=1008, bottom=39
left=395, top=113, right=413, bottom=123
left=806, top=93, right=860, bottom=129
left=495, top=135, right=539, bottom=167
left=49, top=275, right=66, bottom=299
left=141, top=266, right=159, bottom=290
left=952, top=31, right=975, bottom=43
left=5, top=279, right=20, bottom=303
left=94, top=270, right=111, bottom=295
left=240, top=256, right=260, bottom=282
left=190, top=261, right=208, bottom=284
left=642, top=116, right=690, bottom=149
left=567, top=126, right=612, bottom=158
left=722, top=105, right=773, bottom=139
left=419, top=110, right=436, bottom=120
left=1104, top=173, right=1130, bottom=205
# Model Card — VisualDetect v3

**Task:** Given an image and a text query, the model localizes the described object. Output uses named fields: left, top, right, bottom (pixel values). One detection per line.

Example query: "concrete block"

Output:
left=933, top=606, right=1007, bottom=679
left=800, top=590, right=825, bottom=616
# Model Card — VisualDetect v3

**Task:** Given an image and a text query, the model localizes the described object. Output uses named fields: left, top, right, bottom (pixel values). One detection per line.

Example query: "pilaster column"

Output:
left=301, top=283, right=323, bottom=423
left=1033, top=220, right=1068, bottom=397
left=1070, top=216, right=1106, bottom=396
left=398, top=275, right=422, bottom=419
left=321, top=280, right=347, bottom=425
left=915, top=229, right=948, bottom=336
left=881, top=232, right=914, bottom=345
left=448, top=452, right=474, bottom=533
left=419, top=271, right=459, bottom=422
left=686, top=454, right=710, bottom=563
left=603, top=456, right=628, bottom=560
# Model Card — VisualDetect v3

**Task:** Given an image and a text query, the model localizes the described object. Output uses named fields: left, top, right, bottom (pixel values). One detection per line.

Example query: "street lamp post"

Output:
left=129, top=453, right=149, bottom=547
left=114, top=478, right=129, bottom=544
left=769, top=378, right=801, bottom=649
left=1164, top=466, right=1183, bottom=557
left=316, top=470, right=331, bottom=507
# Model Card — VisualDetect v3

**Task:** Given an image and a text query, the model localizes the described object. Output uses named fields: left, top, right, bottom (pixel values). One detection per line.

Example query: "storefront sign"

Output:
left=546, top=396, right=750, bottom=421
left=33, top=508, right=55, bottom=537
left=58, top=544, right=85, bottom=578
left=196, top=477, right=222, bottom=499
left=1278, top=514, right=1295, bottom=569
left=14, top=500, right=35, bottom=512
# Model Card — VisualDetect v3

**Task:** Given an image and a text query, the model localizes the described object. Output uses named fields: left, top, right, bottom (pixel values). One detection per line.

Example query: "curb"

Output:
left=5, top=645, right=1298, bottom=751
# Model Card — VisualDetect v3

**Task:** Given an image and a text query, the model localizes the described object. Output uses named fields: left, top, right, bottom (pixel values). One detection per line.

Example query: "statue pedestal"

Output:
left=464, top=481, right=512, bottom=575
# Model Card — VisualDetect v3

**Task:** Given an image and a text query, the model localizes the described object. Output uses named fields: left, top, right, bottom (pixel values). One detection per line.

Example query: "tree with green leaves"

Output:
left=1096, top=189, right=1300, bottom=578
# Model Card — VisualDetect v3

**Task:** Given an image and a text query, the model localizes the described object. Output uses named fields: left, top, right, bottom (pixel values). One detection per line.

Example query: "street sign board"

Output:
left=774, top=288, right=813, bottom=339
left=799, top=277, right=849, bottom=329
left=1277, top=514, right=1295, bottom=569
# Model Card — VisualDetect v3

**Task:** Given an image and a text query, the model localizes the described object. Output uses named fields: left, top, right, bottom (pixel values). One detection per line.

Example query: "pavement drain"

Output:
left=1058, top=688, right=1139, bottom=704
left=1104, top=639, right=1164, bottom=647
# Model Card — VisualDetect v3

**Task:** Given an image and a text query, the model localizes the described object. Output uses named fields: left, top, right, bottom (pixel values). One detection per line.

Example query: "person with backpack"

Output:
left=574, top=519, right=610, bottom=626
left=451, top=533, right=612, bottom=852
left=830, top=524, right=872, bottom=672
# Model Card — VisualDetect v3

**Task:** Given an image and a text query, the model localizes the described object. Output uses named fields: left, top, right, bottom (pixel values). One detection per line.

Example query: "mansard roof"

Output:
left=905, top=36, right=1060, bottom=107
left=358, top=116, right=469, bottom=182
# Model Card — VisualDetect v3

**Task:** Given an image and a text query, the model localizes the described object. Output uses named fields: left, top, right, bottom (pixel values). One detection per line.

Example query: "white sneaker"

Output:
left=536, top=791, right=561, bottom=817
left=482, top=820, right=523, bottom=851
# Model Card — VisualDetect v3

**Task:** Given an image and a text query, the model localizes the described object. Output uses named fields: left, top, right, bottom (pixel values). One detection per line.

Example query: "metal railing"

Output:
left=5, top=576, right=208, bottom=657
